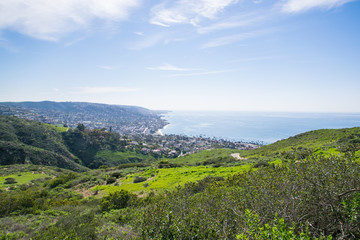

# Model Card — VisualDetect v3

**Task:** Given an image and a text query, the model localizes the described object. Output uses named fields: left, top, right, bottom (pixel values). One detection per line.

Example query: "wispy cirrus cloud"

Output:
left=74, top=87, right=139, bottom=94
left=282, top=0, right=356, bottom=13
left=231, top=55, right=280, bottom=62
left=197, top=13, right=268, bottom=34
left=0, top=0, right=140, bottom=41
left=147, top=63, right=200, bottom=71
left=97, top=65, right=116, bottom=70
left=150, top=0, right=239, bottom=27
left=169, top=69, right=233, bottom=77
left=202, top=28, right=276, bottom=48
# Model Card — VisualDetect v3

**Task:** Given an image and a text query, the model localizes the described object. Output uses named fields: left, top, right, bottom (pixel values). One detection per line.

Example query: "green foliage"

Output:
left=95, top=150, right=154, bottom=168
left=3, top=177, right=17, bottom=184
left=1, top=124, right=360, bottom=239
left=111, top=171, right=122, bottom=178
left=138, top=155, right=360, bottom=239
left=33, top=208, right=99, bottom=240
left=0, top=187, right=49, bottom=217
left=46, top=172, right=79, bottom=188
left=95, top=164, right=251, bottom=194
left=236, top=210, right=323, bottom=240
left=170, top=148, right=243, bottom=165
left=0, top=116, right=87, bottom=171
left=133, top=176, right=147, bottom=183
left=100, top=190, right=137, bottom=211
left=106, top=177, right=117, bottom=184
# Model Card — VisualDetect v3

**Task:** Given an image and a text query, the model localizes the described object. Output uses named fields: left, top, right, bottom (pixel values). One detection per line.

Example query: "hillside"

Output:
left=0, top=115, right=161, bottom=170
left=0, top=101, right=167, bottom=135
left=239, top=127, right=360, bottom=160
left=0, top=115, right=86, bottom=171
left=0, top=124, right=359, bottom=239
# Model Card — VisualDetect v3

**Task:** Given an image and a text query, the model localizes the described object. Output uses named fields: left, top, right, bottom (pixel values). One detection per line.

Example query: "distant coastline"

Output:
left=159, top=111, right=360, bottom=143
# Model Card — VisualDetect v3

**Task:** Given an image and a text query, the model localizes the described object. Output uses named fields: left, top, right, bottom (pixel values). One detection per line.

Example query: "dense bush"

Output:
left=133, top=176, right=147, bottom=183
left=46, top=172, right=79, bottom=188
left=138, top=155, right=360, bottom=239
left=101, top=190, right=137, bottom=212
left=106, top=177, right=116, bottom=184
left=0, top=187, right=49, bottom=216
left=33, top=208, right=99, bottom=240
left=3, top=177, right=17, bottom=184
left=111, top=171, right=122, bottom=178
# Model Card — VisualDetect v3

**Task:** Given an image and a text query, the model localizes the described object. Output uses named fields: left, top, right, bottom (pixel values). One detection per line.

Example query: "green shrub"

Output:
left=111, top=172, right=122, bottom=178
left=106, top=177, right=116, bottom=184
left=100, top=190, right=137, bottom=211
left=133, top=176, right=147, bottom=183
left=4, top=177, right=17, bottom=184
left=46, top=172, right=78, bottom=188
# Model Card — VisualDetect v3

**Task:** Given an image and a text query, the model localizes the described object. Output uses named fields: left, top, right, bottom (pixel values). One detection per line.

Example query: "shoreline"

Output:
left=154, top=124, right=169, bottom=136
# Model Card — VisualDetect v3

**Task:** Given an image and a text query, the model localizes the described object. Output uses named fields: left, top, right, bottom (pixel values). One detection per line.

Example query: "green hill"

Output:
left=0, top=115, right=156, bottom=170
left=237, top=127, right=360, bottom=160
left=0, top=116, right=86, bottom=171
left=0, top=121, right=359, bottom=239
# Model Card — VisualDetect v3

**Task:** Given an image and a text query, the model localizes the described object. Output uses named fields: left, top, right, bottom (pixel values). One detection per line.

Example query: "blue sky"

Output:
left=0, top=0, right=359, bottom=112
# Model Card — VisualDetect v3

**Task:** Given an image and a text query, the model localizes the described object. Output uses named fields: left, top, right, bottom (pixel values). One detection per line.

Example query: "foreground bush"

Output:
left=101, top=190, right=137, bottom=212
left=138, top=155, right=360, bottom=239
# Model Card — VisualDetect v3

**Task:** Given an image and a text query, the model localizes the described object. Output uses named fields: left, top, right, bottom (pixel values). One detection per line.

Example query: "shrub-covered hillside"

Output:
left=0, top=116, right=359, bottom=239
left=0, top=116, right=86, bottom=171
left=0, top=116, right=156, bottom=171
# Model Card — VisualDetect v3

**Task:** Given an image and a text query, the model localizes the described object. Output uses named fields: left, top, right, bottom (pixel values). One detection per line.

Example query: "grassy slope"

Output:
left=239, top=127, right=360, bottom=158
left=95, top=150, right=155, bottom=166
left=1, top=127, right=360, bottom=239
left=94, top=164, right=252, bottom=194
left=1, top=119, right=359, bottom=197
left=92, top=127, right=360, bottom=196
left=168, top=149, right=240, bottom=165
left=0, top=164, right=72, bottom=190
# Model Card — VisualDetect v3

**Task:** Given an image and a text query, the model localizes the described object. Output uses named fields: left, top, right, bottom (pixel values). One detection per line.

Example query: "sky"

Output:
left=0, top=0, right=359, bottom=112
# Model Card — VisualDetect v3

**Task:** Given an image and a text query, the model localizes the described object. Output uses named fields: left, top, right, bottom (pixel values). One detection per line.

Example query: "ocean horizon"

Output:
left=160, top=111, right=360, bottom=144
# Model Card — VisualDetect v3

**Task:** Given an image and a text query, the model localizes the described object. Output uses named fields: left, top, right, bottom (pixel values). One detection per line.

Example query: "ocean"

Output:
left=160, top=111, right=360, bottom=144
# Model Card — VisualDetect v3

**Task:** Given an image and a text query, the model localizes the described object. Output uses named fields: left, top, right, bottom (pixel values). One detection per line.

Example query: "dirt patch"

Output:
left=230, top=153, right=248, bottom=160
left=75, top=188, right=96, bottom=198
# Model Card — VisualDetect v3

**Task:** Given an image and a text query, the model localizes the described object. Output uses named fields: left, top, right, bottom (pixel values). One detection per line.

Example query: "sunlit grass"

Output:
left=94, top=164, right=252, bottom=195
left=0, top=172, right=49, bottom=189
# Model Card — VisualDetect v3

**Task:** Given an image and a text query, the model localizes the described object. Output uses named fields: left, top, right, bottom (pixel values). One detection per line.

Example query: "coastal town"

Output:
left=0, top=102, right=166, bottom=135
left=0, top=101, right=260, bottom=158
left=127, top=134, right=259, bottom=158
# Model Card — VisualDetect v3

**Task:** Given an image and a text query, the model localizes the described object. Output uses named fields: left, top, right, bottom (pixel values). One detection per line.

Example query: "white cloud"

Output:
left=202, top=29, right=274, bottom=48
left=0, top=0, right=140, bottom=41
left=147, top=63, right=200, bottom=71
left=98, top=65, right=116, bottom=70
left=197, top=13, right=267, bottom=34
left=169, top=69, right=232, bottom=77
left=129, top=32, right=168, bottom=50
left=232, top=55, right=280, bottom=62
left=150, top=0, right=239, bottom=27
left=282, top=0, right=355, bottom=13
left=74, top=87, right=139, bottom=94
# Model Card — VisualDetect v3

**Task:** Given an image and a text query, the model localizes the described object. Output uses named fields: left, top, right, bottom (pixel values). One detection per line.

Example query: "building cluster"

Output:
left=127, top=134, right=259, bottom=158
left=0, top=104, right=166, bottom=135
left=0, top=103, right=259, bottom=158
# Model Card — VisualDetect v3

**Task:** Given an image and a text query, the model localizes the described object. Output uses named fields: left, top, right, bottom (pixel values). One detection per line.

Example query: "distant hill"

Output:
left=0, top=101, right=167, bottom=135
